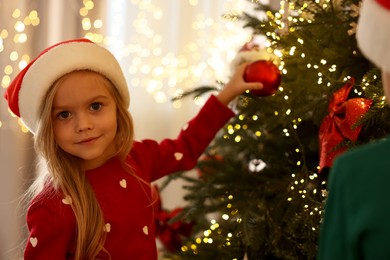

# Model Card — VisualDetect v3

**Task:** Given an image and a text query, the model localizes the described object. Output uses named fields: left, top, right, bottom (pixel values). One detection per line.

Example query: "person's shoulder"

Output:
left=330, top=136, right=390, bottom=183
left=131, top=139, right=159, bottom=153
left=128, top=139, right=161, bottom=164
left=338, top=136, right=390, bottom=163
left=29, top=184, right=65, bottom=211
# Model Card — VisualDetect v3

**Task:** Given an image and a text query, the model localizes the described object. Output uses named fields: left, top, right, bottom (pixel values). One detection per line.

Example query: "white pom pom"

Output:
left=230, top=48, right=278, bottom=75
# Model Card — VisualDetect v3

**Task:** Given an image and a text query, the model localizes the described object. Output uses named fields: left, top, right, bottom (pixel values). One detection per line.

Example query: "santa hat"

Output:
left=230, top=41, right=279, bottom=75
left=4, top=38, right=129, bottom=134
left=356, top=0, right=390, bottom=72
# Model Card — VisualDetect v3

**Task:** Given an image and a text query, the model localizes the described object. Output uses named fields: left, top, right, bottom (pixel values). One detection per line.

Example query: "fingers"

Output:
left=235, top=63, right=263, bottom=91
left=236, top=63, right=249, bottom=75
left=246, top=82, right=263, bottom=91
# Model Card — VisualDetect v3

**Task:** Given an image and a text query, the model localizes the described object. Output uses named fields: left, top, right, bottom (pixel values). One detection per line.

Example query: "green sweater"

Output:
left=318, top=136, right=390, bottom=260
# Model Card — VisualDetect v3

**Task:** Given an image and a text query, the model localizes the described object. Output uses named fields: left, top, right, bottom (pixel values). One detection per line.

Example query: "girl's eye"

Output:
left=90, top=102, right=102, bottom=111
left=57, top=111, right=71, bottom=120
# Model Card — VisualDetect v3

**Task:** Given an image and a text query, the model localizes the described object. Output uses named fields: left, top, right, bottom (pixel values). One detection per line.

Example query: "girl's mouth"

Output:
left=77, top=137, right=99, bottom=144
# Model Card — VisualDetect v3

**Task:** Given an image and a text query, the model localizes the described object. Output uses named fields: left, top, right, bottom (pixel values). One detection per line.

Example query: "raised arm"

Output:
left=216, top=63, right=263, bottom=105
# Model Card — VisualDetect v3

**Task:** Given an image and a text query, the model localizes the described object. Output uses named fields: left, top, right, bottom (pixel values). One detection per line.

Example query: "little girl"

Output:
left=4, top=38, right=262, bottom=259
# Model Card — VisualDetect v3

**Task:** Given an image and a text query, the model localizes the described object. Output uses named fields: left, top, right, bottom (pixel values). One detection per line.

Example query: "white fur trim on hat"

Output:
left=357, top=0, right=390, bottom=72
left=230, top=49, right=278, bottom=75
left=19, top=41, right=129, bottom=134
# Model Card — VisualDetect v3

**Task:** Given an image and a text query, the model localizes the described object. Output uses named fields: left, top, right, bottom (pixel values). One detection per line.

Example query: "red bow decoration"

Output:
left=319, top=79, right=372, bottom=172
left=153, top=186, right=193, bottom=252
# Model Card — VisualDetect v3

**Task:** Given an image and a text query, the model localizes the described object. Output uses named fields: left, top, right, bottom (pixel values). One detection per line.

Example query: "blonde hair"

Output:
left=28, top=70, right=135, bottom=259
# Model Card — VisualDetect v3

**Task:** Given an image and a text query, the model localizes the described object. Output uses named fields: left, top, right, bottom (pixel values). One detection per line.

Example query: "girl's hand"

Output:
left=216, top=63, right=263, bottom=105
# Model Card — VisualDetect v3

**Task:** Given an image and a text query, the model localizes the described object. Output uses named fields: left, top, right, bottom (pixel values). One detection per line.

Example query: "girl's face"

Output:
left=52, top=71, right=118, bottom=170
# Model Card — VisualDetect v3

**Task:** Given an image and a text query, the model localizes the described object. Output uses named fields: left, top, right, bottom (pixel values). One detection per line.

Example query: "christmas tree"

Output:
left=157, top=0, right=390, bottom=259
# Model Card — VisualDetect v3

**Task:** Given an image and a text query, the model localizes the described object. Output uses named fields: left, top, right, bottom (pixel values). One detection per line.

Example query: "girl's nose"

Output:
left=75, top=113, right=93, bottom=132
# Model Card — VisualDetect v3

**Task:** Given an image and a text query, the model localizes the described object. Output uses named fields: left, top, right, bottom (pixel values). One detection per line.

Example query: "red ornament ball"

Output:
left=244, top=60, right=282, bottom=96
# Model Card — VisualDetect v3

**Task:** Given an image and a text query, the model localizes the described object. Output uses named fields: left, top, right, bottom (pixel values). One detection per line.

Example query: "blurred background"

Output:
left=0, top=0, right=277, bottom=259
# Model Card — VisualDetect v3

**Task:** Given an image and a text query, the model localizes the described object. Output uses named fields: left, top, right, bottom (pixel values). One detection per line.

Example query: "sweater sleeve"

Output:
left=130, top=95, right=235, bottom=182
left=24, top=193, right=76, bottom=260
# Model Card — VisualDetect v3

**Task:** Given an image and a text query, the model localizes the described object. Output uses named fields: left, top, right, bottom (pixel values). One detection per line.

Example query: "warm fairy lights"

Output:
left=77, top=0, right=261, bottom=105
left=1, top=1, right=380, bottom=255
left=99, top=0, right=257, bottom=106
left=1, top=10, right=39, bottom=90
left=1, top=7, right=40, bottom=133
left=1, top=0, right=260, bottom=133
left=180, top=193, right=242, bottom=254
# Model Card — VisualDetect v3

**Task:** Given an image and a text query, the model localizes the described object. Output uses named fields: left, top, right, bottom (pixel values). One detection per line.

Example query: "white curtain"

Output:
left=103, top=0, right=256, bottom=141
left=0, top=0, right=267, bottom=258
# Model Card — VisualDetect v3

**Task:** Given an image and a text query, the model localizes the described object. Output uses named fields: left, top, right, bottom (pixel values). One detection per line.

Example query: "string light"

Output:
left=2, top=0, right=256, bottom=134
left=99, top=0, right=257, bottom=105
left=1, top=7, right=41, bottom=132
left=178, top=189, right=246, bottom=255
